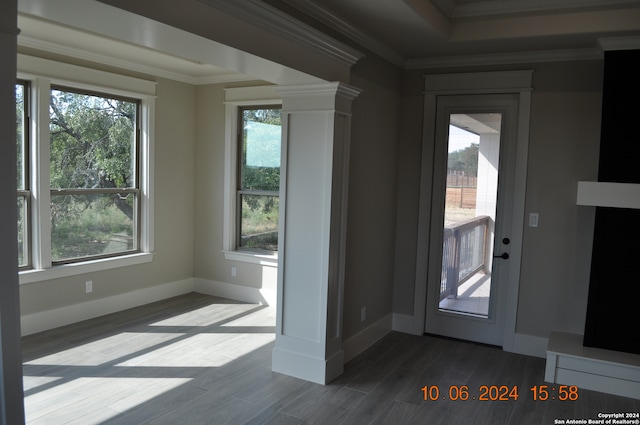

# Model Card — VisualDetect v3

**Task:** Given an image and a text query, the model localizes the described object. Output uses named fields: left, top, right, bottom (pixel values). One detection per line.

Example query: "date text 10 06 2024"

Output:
left=421, top=385, right=579, bottom=401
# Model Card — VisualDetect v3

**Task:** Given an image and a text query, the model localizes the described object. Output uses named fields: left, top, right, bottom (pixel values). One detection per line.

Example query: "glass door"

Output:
left=425, top=94, right=518, bottom=346
left=439, top=113, right=501, bottom=317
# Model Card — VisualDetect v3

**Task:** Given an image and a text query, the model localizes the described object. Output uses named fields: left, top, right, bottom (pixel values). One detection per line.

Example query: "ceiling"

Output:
left=280, top=0, right=640, bottom=66
left=17, top=0, right=640, bottom=84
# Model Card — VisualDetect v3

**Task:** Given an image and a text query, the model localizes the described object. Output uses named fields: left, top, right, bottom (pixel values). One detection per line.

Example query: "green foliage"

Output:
left=240, top=195, right=279, bottom=251
left=49, top=89, right=136, bottom=190
left=47, top=88, right=138, bottom=260
left=448, top=143, right=479, bottom=177
left=16, top=83, right=25, bottom=189
left=49, top=89, right=137, bottom=229
left=50, top=194, right=134, bottom=261
left=16, top=83, right=28, bottom=266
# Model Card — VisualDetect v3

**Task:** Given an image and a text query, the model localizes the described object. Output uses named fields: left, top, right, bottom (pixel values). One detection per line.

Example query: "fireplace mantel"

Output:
left=577, top=181, right=640, bottom=209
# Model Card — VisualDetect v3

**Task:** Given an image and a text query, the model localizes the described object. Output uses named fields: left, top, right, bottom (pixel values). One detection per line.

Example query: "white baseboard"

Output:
left=21, top=278, right=276, bottom=336
left=193, top=278, right=276, bottom=306
left=342, top=313, right=392, bottom=363
left=20, top=278, right=194, bottom=336
left=272, top=346, right=343, bottom=385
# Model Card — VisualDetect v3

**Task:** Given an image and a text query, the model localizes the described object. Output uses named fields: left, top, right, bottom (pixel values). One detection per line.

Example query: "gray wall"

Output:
left=193, top=82, right=273, bottom=289
left=342, top=54, right=401, bottom=340
left=392, top=60, right=604, bottom=339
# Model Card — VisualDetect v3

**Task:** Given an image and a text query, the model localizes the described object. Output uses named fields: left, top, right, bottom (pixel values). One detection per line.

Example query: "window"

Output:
left=17, top=55, right=155, bottom=283
left=237, top=106, right=281, bottom=252
left=16, top=81, right=30, bottom=269
left=223, top=86, right=282, bottom=265
left=49, top=87, right=140, bottom=263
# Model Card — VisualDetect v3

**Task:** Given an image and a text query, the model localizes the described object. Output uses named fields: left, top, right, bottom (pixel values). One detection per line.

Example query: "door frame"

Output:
left=409, top=70, right=532, bottom=353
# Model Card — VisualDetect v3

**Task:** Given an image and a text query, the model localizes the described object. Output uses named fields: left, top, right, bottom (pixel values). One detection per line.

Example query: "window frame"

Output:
left=223, top=86, right=282, bottom=266
left=48, top=85, right=142, bottom=265
left=16, top=80, right=31, bottom=270
left=17, top=54, right=156, bottom=284
left=236, top=105, right=282, bottom=254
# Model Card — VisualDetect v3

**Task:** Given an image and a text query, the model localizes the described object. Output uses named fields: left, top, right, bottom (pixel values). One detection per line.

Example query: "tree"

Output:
left=448, top=143, right=478, bottom=177
left=49, top=89, right=137, bottom=220
left=48, top=88, right=138, bottom=260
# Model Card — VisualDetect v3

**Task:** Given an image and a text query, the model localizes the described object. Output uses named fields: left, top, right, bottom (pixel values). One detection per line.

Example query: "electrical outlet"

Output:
left=231, top=267, right=237, bottom=277
left=361, top=307, right=366, bottom=322
left=85, top=280, right=93, bottom=293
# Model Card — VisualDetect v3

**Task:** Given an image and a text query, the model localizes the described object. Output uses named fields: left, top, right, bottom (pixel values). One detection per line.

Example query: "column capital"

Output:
left=276, top=81, right=360, bottom=101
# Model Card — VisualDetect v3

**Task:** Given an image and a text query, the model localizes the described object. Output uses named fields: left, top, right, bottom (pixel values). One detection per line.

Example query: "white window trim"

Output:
left=223, top=86, right=281, bottom=267
left=17, top=54, right=156, bottom=284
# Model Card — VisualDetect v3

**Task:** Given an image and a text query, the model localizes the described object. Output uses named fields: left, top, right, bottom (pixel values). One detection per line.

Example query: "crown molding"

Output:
left=198, top=0, right=364, bottom=67
left=281, top=0, right=405, bottom=67
left=598, top=36, right=640, bottom=51
left=405, top=47, right=603, bottom=69
left=449, top=0, right=640, bottom=18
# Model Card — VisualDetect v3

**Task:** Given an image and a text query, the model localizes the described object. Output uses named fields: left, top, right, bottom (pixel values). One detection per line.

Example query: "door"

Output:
left=424, top=94, right=519, bottom=346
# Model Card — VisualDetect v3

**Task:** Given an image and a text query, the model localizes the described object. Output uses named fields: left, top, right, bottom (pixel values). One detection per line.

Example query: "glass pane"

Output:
left=239, top=194, right=279, bottom=251
left=16, top=83, right=26, bottom=190
left=50, top=193, right=137, bottom=262
left=49, top=88, right=137, bottom=189
left=240, top=108, right=281, bottom=191
left=18, top=196, right=28, bottom=268
left=439, top=113, right=502, bottom=317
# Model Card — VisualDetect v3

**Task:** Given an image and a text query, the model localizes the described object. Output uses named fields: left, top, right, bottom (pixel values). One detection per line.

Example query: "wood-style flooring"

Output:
left=21, top=293, right=640, bottom=424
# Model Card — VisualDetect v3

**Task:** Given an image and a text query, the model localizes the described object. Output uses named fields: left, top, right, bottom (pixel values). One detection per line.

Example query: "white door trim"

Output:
left=409, top=70, right=532, bottom=351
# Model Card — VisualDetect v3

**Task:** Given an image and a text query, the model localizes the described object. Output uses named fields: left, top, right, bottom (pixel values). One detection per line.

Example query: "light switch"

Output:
left=529, top=213, right=539, bottom=228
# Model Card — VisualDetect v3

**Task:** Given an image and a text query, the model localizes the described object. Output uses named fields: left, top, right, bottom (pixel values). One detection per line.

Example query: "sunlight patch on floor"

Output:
left=24, top=332, right=185, bottom=366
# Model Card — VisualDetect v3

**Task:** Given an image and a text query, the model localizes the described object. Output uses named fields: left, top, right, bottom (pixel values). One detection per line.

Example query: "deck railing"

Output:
left=440, top=215, right=489, bottom=301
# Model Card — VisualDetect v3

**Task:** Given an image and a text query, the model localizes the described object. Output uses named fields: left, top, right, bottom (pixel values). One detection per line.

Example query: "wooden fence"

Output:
left=446, top=174, right=477, bottom=209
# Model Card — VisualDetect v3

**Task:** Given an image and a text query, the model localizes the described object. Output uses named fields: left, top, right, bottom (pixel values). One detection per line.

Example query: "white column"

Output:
left=476, top=132, right=500, bottom=271
left=475, top=132, right=500, bottom=220
left=272, top=82, right=359, bottom=384
left=0, top=1, right=26, bottom=423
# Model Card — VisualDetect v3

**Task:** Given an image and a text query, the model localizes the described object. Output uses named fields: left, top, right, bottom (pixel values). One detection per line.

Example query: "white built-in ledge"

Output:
left=577, top=181, right=640, bottom=209
left=545, top=331, right=640, bottom=400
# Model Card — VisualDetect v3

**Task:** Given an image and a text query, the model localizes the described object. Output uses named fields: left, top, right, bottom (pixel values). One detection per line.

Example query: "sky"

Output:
left=448, top=125, right=479, bottom=153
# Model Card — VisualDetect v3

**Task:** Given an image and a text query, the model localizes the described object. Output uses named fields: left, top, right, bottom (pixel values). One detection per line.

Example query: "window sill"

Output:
left=223, top=250, right=278, bottom=267
left=19, top=252, right=154, bottom=285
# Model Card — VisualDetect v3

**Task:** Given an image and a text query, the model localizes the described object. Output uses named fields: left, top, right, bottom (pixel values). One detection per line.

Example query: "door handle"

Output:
left=493, top=252, right=509, bottom=260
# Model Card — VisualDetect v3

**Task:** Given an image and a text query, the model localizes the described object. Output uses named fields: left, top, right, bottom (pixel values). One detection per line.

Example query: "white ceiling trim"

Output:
left=18, top=35, right=254, bottom=85
left=19, top=0, right=323, bottom=86
left=406, top=47, right=603, bottom=69
left=282, top=0, right=405, bottom=67
left=198, top=0, right=364, bottom=66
